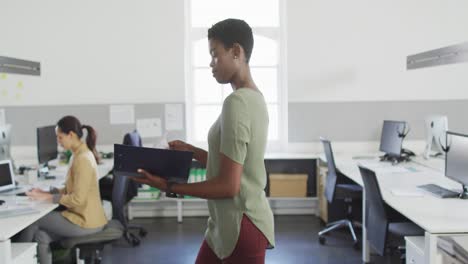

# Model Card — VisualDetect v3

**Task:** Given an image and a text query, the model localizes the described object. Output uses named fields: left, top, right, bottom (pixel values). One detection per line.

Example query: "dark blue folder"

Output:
left=113, top=144, right=193, bottom=183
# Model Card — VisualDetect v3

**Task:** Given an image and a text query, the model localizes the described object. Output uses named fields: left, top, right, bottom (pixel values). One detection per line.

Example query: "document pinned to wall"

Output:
left=165, top=104, right=183, bottom=131
left=137, top=118, right=162, bottom=138
left=110, top=105, right=135, bottom=124
left=0, top=109, right=5, bottom=125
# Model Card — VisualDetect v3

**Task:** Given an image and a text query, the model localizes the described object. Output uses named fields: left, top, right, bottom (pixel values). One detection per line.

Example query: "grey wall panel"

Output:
left=5, top=103, right=185, bottom=146
left=289, top=100, right=468, bottom=142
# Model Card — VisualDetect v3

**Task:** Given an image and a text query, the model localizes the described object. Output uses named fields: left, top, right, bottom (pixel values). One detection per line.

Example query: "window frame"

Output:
left=184, top=0, right=287, bottom=151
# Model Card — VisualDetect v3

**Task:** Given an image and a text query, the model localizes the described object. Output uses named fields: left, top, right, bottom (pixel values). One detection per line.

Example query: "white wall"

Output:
left=0, top=0, right=185, bottom=106
left=2, top=0, right=467, bottom=106
left=287, top=0, right=468, bottom=102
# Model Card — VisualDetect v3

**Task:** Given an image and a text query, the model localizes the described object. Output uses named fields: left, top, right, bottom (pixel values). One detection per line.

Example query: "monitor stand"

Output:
left=424, top=151, right=445, bottom=160
left=459, top=185, right=468, bottom=199
left=38, top=165, right=49, bottom=178
left=37, top=162, right=56, bottom=178
left=379, top=154, right=411, bottom=164
left=430, top=152, right=445, bottom=160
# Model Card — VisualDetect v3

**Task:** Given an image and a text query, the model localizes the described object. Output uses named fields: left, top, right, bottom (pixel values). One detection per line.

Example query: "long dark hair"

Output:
left=57, top=115, right=100, bottom=163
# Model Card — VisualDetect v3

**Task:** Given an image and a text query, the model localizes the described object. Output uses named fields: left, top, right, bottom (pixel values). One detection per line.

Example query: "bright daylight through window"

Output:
left=188, top=0, right=282, bottom=144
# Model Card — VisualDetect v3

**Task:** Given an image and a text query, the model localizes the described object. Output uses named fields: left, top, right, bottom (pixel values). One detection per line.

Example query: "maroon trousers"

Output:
left=195, top=215, right=268, bottom=264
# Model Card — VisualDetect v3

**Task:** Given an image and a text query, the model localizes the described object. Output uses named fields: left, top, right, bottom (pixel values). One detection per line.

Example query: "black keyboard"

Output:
left=418, top=184, right=459, bottom=198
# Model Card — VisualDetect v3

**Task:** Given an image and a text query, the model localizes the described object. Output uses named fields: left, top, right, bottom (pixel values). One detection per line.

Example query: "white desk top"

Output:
left=49, top=158, right=113, bottom=180
left=264, top=153, right=318, bottom=159
left=411, top=155, right=445, bottom=173
left=0, top=199, right=57, bottom=241
left=0, top=159, right=113, bottom=242
left=97, top=159, right=113, bottom=179
left=333, top=154, right=468, bottom=234
left=17, top=159, right=112, bottom=185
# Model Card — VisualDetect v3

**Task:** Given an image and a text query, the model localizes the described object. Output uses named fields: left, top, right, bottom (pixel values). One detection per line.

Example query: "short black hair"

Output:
left=208, top=18, right=254, bottom=63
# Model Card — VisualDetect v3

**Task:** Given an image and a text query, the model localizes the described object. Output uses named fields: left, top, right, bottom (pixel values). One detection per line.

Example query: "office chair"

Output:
left=358, top=166, right=424, bottom=261
left=318, top=138, right=363, bottom=249
left=98, top=130, right=148, bottom=246
left=122, top=130, right=143, bottom=201
left=121, top=130, right=148, bottom=242
left=57, top=175, right=132, bottom=264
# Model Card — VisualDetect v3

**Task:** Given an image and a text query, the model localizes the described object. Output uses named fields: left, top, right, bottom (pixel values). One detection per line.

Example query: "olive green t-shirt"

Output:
left=205, top=88, right=275, bottom=259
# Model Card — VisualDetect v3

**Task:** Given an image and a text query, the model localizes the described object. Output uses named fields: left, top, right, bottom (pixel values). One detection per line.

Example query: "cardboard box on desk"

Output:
left=269, top=173, right=308, bottom=197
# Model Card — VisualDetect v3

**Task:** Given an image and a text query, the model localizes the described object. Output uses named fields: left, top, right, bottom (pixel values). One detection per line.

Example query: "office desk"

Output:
left=412, top=155, right=445, bottom=173
left=17, top=159, right=113, bottom=186
left=0, top=159, right=113, bottom=263
left=49, top=158, right=113, bottom=180
left=0, top=199, right=57, bottom=264
left=97, top=159, right=114, bottom=180
left=332, top=155, right=468, bottom=264
left=437, top=235, right=468, bottom=263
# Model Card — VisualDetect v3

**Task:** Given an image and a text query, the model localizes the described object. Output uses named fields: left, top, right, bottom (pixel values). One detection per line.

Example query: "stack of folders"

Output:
left=438, top=236, right=468, bottom=264
left=135, top=186, right=161, bottom=200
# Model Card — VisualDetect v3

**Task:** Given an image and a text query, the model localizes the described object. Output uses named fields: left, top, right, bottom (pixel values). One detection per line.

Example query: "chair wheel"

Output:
left=125, top=232, right=141, bottom=247
left=131, top=236, right=140, bottom=247
left=353, top=241, right=360, bottom=250
left=319, top=236, right=326, bottom=245
left=139, top=229, right=148, bottom=237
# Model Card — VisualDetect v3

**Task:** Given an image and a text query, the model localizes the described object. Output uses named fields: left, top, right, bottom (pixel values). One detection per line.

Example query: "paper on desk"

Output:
left=391, top=188, right=424, bottom=197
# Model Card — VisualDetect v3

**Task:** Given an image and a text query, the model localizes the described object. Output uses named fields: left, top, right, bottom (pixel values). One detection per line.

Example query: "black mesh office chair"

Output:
left=99, top=130, right=147, bottom=246
left=358, top=166, right=424, bottom=261
left=318, top=138, right=363, bottom=249
left=122, top=130, right=143, bottom=199
left=121, top=130, right=148, bottom=242
left=57, top=174, right=132, bottom=263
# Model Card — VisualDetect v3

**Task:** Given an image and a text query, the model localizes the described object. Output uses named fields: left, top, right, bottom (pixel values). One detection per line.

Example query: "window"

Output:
left=186, top=0, right=284, bottom=146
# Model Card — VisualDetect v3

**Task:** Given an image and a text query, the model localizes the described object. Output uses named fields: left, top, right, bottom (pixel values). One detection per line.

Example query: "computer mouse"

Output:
left=0, top=200, right=5, bottom=205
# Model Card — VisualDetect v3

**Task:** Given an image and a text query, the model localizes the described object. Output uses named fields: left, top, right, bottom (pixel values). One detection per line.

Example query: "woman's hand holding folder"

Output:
left=130, top=169, right=168, bottom=192
left=168, top=140, right=193, bottom=152
left=169, top=140, right=208, bottom=167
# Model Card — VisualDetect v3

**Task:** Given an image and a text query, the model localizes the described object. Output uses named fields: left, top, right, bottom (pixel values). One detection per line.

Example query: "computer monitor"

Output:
left=0, top=160, right=16, bottom=193
left=445, top=131, right=468, bottom=199
left=0, top=124, right=12, bottom=161
left=424, top=115, right=448, bottom=159
left=379, top=120, right=406, bottom=158
left=37, top=125, right=58, bottom=166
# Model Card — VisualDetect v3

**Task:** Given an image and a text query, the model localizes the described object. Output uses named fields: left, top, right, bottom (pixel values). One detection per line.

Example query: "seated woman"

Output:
left=19, top=115, right=107, bottom=264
